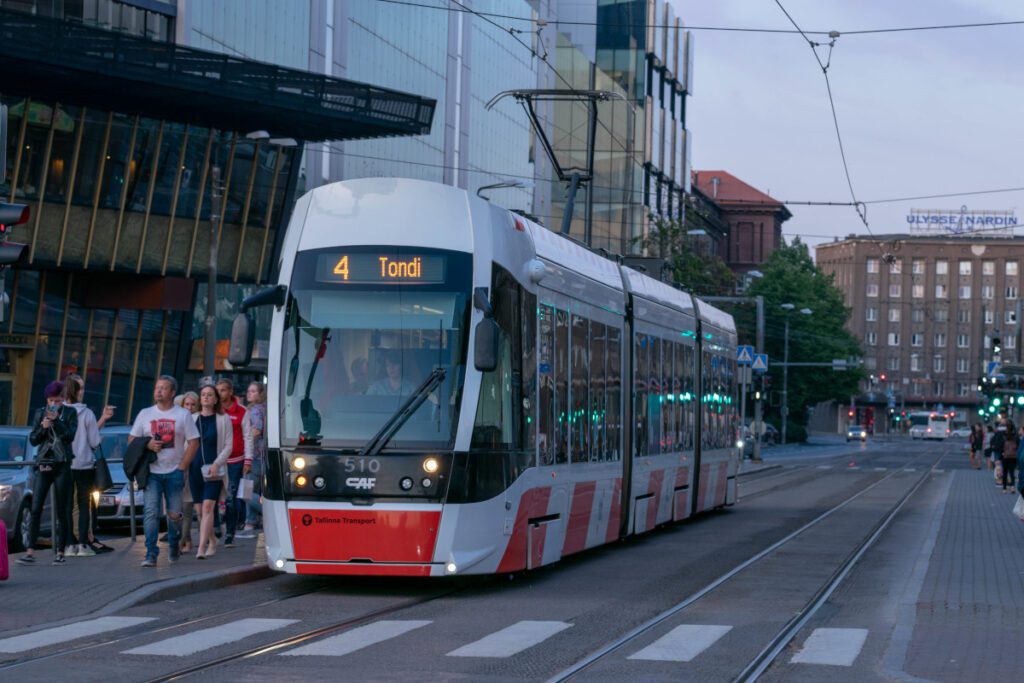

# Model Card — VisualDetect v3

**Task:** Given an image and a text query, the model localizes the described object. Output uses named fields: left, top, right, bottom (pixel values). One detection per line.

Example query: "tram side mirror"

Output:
left=228, top=313, right=256, bottom=367
left=474, top=318, right=499, bottom=372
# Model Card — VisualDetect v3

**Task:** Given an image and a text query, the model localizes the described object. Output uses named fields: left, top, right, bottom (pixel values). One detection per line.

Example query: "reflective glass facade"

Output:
left=0, top=0, right=175, bottom=41
left=184, top=0, right=309, bottom=69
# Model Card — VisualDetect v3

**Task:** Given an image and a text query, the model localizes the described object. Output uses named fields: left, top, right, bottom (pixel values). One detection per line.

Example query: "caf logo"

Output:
left=302, top=514, right=313, bottom=527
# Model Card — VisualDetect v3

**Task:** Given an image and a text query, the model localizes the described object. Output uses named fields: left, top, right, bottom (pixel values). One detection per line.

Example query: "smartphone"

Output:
left=46, top=404, right=59, bottom=414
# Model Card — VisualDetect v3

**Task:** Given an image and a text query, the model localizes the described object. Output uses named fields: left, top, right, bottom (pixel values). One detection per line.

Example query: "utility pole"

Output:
left=203, top=165, right=222, bottom=379
left=782, top=314, right=791, bottom=445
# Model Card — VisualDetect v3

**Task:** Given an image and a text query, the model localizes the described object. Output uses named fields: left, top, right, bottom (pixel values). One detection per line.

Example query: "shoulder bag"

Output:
left=199, top=415, right=217, bottom=480
left=94, top=443, right=113, bottom=491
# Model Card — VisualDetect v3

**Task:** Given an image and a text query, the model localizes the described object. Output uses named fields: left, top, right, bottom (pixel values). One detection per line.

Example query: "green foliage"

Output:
left=739, top=239, right=864, bottom=438
left=637, top=217, right=735, bottom=296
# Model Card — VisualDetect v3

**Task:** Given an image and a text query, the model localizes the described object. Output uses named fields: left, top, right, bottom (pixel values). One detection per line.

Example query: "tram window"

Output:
left=682, top=344, right=695, bottom=449
left=471, top=266, right=520, bottom=450
left=634, top=333, right=648, bottom=457
left=671, top=342, right=681, bottom=451
left=701, top=350, right=712, bottom=449
left=663, top=339, right=673, bottom=452
left=607, top=326, right=622, bottom=461
left=648, top=337, right=662, bottom=456
left=571, top=314, right=590, bottom=463
left=521, top=290, right=537, bottom=465
left=555, top=309, right=569, bottom=464
left=538, top=304, right=555, bottom=466
left=590, top=321, right=606, bottom=462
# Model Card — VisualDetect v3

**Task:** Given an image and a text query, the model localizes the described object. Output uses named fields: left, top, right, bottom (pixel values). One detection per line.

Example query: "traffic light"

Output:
left=993, top=337, right=1002, bottom=356
left=0, top=202, right=29, bottom=267
left=879, top=373, right=887, bottom=382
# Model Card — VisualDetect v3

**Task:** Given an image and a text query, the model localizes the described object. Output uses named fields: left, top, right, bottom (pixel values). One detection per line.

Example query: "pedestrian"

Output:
left=969, top=423, right=984, bottom=470
left=63, top=374, right=115, bottom=557
left=19, top=381, right=78, bottom=565
left=990, top=423, right=1006, bottom=483
left=985, top=424, right=996, bottom=470
left=1001, top=420, right=1018, bottom=493
left=215, top=378, right=246, bottom=547
left=128, top=375, right=199, bottom=567
left=191, top=384, right=232, bottom=559
left=175, top=391, right=200, bottom=553
left=238, top=382, right=267, bottom=539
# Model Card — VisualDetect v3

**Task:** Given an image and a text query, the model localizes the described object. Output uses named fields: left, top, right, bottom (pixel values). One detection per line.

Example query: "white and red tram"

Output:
left=230, top=178, right=739, bottom=577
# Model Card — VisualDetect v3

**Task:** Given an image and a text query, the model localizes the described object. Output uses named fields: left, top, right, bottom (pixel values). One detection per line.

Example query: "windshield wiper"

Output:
left=360, top=367, right=447, bottom=457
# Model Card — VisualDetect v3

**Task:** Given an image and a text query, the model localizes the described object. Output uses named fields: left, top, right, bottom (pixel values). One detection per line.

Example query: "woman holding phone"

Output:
left=191, top=384, right=231, bottom=559
left=19, top=381, right=78, bottom=565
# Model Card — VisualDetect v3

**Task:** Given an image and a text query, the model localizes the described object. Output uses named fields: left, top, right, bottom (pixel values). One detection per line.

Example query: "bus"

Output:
left=228, top=178, right=739, bottom=577
left=908, top=411, right=950, bottom=440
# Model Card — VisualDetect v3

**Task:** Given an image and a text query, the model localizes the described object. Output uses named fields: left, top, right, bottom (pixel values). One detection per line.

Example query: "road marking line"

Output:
left=282, top=620, right=431, bottom=657
left=791, top=627, right=868, bottom=666
left=448, top=621, right=572, bottom=657
left=0, top=617, right=157, bottom=654
left=934, top=469, right=945, bottom=473
left=123, top=618, right=298, bottom=656
left=847, top=466, right=861, bottom=471
left=874, top=467, right=887, bottom=471
left=816, top=465, right=832, bottom=470
left=904, top=468, right=917, bottom=472
left=627, top=624, right=732, bottom=662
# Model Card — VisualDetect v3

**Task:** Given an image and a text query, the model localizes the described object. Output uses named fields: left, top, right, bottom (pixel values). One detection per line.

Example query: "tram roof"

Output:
left=695, top=299, right=736, bottom=334
left=620, top=267, right=695, bottom=317
left=526, top=222, right=624, bottom=291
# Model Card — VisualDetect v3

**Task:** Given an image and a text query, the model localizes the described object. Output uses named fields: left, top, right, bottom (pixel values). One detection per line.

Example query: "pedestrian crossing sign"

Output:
left=737, top=345, right=754, bottom=364
left=752, top=354, right=768, bottom=372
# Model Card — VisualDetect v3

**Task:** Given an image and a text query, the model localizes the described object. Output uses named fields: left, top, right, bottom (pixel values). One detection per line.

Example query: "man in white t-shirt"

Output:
left=129, top=375, right=200, bottom=567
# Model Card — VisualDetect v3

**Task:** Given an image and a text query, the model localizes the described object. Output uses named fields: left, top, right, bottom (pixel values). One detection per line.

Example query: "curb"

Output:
left=738, top=464, right=782, bottom=477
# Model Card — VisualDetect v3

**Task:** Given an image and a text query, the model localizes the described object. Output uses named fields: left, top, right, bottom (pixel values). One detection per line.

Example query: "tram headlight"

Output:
left=400, top=477, right=414, bottom=491
left=296, top=474, right=308, bottom=487
left=422, top=457, right=440, bottom=474
left=445, top=562, right=458, bottom=574
left=736, top=439, right=745, bottom=449
left=292, top=456, right=306, bottom=471
left=421, top=478, right=433, bottom=488
left=275, top=559, right=285, bottom=569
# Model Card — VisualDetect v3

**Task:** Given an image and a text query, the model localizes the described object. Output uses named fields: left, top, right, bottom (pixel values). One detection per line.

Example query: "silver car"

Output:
left=0, top=427, right=52, bottom=552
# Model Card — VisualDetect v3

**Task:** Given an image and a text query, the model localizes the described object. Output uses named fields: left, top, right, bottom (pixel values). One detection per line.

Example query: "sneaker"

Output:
left=17, top=555, right=35, bottom=564
left=235, top=529, right=256, bottom=539
left=77, top=545, right=96, bottom=557
left=223, top=536, right=235, bottom=548
left=52, top=553, right=66, bottom=565
left=90, top=541, right=115, bottom=554
left=169, top=546, right=180, bottom=564
left=141, top=556, right=157, bottom=567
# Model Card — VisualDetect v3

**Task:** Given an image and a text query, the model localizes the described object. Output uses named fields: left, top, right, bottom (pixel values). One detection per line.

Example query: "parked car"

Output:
left=950, top=426, right=972, bottom=438
left=0, top=427, right=52, bottom=552
left=847, top=424, right=867, bottom=442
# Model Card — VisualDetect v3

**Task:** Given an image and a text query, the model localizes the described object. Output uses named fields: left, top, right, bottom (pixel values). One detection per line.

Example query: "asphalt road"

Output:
left=3, top=437, right=1015, bottom=682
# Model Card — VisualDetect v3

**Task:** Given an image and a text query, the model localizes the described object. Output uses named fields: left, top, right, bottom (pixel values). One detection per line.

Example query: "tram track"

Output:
left=546, top=444, right=950, bottom=682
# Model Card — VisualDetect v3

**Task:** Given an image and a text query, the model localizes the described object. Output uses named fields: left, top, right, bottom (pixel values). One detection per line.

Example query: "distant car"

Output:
left=847, top=425, right=867, bottom=442
left=950, top=426, right=972, bottom=438
left=0, top=427, right=53, bottom=552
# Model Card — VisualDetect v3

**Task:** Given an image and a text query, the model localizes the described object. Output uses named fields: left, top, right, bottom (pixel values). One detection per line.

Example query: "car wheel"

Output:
left=12, top=499, right=31, bottom=553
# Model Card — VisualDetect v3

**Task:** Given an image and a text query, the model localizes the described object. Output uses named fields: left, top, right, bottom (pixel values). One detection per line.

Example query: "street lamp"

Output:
left=780, top=303, right=813, bottom=445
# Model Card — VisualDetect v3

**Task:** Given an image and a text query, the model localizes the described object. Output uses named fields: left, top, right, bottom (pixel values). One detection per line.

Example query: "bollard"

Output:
left=128, top=479, right=137, bottom=542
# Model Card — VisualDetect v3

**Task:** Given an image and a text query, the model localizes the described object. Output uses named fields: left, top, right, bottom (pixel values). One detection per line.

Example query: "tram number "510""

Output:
left=342, top=457, right=381, bottom=474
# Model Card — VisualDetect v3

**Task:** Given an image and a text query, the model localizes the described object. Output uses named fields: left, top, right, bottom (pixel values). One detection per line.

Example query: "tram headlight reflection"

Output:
left=423, top=457, right=440, bottom=474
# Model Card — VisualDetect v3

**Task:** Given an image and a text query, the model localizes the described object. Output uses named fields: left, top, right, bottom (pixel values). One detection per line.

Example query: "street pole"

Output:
left=753, top=296, right=764, bottom=461
left=782, top=315, right=790, bottom=445
left=739, top=366, right=748, bottom=458
left=203, top=164, right=222, bottom=379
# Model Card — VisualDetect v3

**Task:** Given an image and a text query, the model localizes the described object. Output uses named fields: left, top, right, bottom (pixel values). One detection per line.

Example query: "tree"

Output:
left=636, top=217, right=735, bottom=296
left=739, top=239, right=864, bottom=440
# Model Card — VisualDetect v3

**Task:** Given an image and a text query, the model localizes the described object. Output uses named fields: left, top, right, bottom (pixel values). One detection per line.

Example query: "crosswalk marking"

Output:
left=0, top=617, right=157, bottom=654
left=905, top=468, right=917, bottom=472
left=934, top=469, right=945, bottom=473
left=791, top=627, right=868, bottom=666
left=123, top=618, right=298, bottom=656
left=816, top=465, right=832, bottom=470
left=447, top=621, right=572, bottom=658
left=874, top=467, right=887, bottom=471
left=282, top=620, right=431, bottom=657
left=628, top=624, right=732, bottom=662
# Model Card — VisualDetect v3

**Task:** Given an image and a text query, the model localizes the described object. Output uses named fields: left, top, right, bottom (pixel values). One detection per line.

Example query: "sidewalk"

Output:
left=0, top=531, right=271, bottom=634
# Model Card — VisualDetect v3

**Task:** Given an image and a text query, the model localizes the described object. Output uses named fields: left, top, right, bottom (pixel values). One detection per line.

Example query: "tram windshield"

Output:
left=280, top=247, right=471, bottom=450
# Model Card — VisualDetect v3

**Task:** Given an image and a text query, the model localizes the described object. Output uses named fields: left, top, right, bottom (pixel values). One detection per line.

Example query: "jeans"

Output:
left=30, top=463, right=72, bottom=553
left=1002, top=457, right=1018, bottom=490
left=70, top=468, right=96, bottom=545
left=225, top=462, right=245, bottom=539
left=144, top=469, right=184, bottom=559
left=245, top=459, right=264, bottom=526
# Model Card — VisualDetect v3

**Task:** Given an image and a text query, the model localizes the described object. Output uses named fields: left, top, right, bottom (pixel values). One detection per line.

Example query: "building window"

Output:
left=956, top=357, right=969, bottom=373
left=910, top=355, right=923, bottom=372
left=1006, top=310, right=1017, bottom=325
left=933, top=356, right=946, bottom=373
left=888, top=308, right=901, bottom=322
left=1007, top=336, right=1016, bottom=349
left=890, top=259, right=902, bottom=274
left=935, top=308, right=949, bottom=323
left=982, top=285, right=994, bottom=299
left=957, top=333, right=970, bottom=348
left=864, top=356, right=877, bottom=370
left=936, top=260, right=948, bottom=276
left=866, top=307, right=878, bottom=322
left=957, top=383, right=970, bottom=397
left=933, top=381, right=945, bottom=396
left=889, top=283, right=902, bottom=298
left=866, top=332, right=877, bottom=346
left=983, top=260, right=995, bottom=275
left=888, top=332, right=900, bottom=346
left=957, top=309, right=970, bottom=323
left=887, top=357, right=900, bottom=371
left=911, top=333, right=923, bottom=347
left=958, top=285, right=972, bottom=299
left=1007, top=286, right=1018, bottom=299
left=912, top=284, right=924, bottom=299
left=934, top=332, right=946, bottom=347
left=985, top=310, right=994, bottom=324
left=935, top=284, right=948, bottom=298
left=912, top=309, right=924, bottom=323
left=912, top=259, right=925, bottom=275
left=959, top=261, right=972, bottom=276
left=867, top=283, right=879, bottom=297
left=867, top=258, right=879, bottom=274
left=1007, top=261, right=1019, bottom=276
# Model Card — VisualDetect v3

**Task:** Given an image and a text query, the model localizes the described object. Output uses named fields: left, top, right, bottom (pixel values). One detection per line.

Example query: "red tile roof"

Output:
left=691, top=170, right=787, bottom=212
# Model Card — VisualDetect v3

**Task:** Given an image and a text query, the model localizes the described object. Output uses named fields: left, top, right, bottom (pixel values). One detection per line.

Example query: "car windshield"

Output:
left=280, top=247, right=472, bottom=450
left=0, top=434, right=28, bottom=462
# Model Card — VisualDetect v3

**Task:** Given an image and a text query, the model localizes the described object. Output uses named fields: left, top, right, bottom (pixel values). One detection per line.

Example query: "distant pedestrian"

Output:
left=191, top=384, right=231, bottom=559
left=969, top=423, right=984, bottom=470
left=63, top=374, right=115, bottom=557
left=1001, top=421, right=1019, bottom=493
left=985, top=424, right=996, bottom=470
left=175, top=391, right=200, bottom=553
left=238, top=382, right=267, bottom=539
left=128, top=375, right=199, bottom=567
left=19, top=381, right=78, bottom=565
left=216, top=378, right=247, bottom=547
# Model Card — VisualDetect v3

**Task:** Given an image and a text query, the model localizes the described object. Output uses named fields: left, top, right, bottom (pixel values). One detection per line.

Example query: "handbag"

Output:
left=237, top=477, right=255, bottom=501
left=94, top=453, right=113, bottom=491
left=1004, top=439, right=1018, bottom=458
left=198, top=415, right=218, bottom=481
left=1014, top=495, right=1024, bottom=522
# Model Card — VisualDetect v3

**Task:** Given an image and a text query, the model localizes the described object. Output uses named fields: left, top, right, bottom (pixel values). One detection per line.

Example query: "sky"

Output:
left=679, top=0, right=1024, bottom=256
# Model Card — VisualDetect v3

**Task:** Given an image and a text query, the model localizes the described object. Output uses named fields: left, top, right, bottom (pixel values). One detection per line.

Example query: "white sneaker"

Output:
left=77, top=544, right=96, bottom=557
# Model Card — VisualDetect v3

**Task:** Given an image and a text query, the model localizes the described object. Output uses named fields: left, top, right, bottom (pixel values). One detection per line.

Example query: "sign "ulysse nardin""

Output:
left=907, top=206, right=1018, bottom=238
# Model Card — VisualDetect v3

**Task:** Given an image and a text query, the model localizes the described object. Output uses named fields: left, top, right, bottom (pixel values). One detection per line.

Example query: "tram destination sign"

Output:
left=316, top=252, right=446, bottom=285
left=906, top=206, right=1017, bottom=238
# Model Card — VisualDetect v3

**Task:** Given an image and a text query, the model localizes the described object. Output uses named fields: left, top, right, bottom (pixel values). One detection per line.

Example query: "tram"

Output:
left=229, top=178, right=739, bottom=577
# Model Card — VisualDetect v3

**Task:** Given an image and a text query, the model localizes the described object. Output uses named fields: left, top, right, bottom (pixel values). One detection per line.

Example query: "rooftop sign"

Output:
left=907, top=206, right=1017, bottom=237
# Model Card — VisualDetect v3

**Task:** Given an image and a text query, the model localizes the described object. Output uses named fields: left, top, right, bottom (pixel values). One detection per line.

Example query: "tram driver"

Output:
left=368, top=350, right=418, bottom=396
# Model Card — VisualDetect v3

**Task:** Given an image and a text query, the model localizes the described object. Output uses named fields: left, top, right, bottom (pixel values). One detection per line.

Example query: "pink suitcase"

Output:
left=0, top=520, right=8, bottom=581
